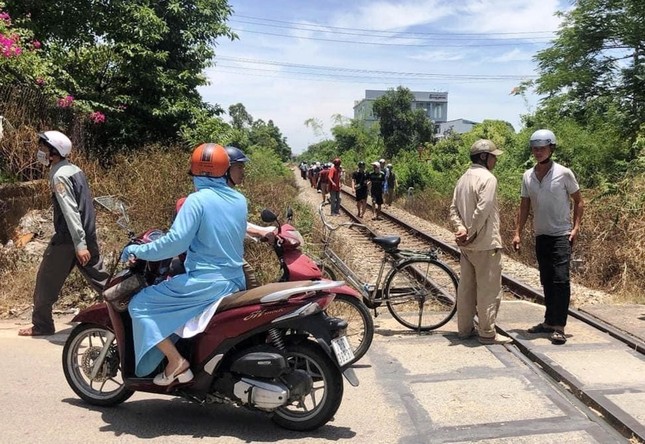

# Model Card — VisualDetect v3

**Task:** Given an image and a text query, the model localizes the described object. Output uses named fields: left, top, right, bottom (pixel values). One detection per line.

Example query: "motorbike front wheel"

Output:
left=272, top=341, right=343, bottom=431
left=62, top=323, right=134, bottom=406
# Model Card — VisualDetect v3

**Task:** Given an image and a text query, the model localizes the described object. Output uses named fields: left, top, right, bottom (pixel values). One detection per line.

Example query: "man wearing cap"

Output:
left=450, top=139, right=511, bottom=345
left=352, top=161, right=369, bottom=217
left=368, top=161, right=385, bottom=220
left=513, top=129, right=583, bottom=345
left=18, top=131, right=109, bottom=336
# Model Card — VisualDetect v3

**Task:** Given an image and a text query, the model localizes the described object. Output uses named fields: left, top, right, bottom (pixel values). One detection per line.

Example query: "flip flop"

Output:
left=18, top=326, right=55, bottom=337
left=527, top=323, right=554, bottom=334
left=550, top=330, right=567, bottom=345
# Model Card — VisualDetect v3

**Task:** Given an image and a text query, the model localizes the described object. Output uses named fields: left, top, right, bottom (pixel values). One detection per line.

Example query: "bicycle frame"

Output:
left=318, top=202, right=391, bottom=303
left=317, top=202, right=457, bottom=312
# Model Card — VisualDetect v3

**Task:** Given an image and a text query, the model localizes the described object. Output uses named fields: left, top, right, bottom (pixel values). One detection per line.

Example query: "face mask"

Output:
left=36, top=149, right=50, bottom=166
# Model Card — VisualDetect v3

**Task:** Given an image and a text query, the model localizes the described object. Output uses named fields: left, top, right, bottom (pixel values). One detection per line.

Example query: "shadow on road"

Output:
left=62, top=397, right=356, bottom=442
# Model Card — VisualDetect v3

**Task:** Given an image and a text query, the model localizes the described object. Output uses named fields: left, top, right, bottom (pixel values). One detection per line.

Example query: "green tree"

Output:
left=372, top=86, right=434, bottom=158
left=249, top=119, right=291, bottom=161
left=229, top=102, right=253, bottom=131
left=534, top=0, right=645, bottom=150
left=5, top=0, right=236, bottom=154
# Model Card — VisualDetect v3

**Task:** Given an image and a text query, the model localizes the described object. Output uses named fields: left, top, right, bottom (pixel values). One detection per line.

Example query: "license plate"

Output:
left=331, top=335, right=355, bottom=366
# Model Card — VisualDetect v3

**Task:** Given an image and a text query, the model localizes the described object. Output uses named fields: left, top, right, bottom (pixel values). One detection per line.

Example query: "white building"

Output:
left=353, top=90, right=448, bottom=131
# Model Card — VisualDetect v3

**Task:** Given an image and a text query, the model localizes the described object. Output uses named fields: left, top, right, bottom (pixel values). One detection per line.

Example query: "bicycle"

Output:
left=317, top=202, right=459, bottom=332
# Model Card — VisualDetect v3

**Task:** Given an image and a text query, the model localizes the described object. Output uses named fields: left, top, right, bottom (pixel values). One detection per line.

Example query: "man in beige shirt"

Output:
left=450, top=139, right=511, bottom=345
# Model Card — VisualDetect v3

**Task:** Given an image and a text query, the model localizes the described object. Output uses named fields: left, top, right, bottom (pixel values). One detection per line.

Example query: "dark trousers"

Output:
left=535, top=235, right=571, bottom=327
left=32, top=240, right=109, bottom=332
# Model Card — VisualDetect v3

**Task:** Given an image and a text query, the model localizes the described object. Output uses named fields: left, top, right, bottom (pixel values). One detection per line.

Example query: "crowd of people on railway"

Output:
left=299, top=128, right=582, bottom=346
left=298, top=157, right=398, bottom=221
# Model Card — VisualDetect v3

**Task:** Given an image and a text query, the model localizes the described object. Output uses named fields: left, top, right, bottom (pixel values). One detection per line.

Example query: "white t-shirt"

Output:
left=520, top=162, right=580, bottom=236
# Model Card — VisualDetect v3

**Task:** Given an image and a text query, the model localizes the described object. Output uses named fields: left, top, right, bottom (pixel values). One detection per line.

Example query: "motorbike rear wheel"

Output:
left=62, top=323, right=134, bottom=406
left=323, top=294, right=373, bottom=364
left=272, top=341, right=343, bottom=431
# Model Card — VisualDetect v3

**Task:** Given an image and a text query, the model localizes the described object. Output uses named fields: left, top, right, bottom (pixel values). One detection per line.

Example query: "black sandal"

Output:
left=527, top=323, right=554, bottom=334
left=550, top=330, right=567, bottom=344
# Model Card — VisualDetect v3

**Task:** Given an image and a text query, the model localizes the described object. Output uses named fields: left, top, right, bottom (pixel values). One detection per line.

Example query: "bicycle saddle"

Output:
left=372, top=236, right=401, bottom=252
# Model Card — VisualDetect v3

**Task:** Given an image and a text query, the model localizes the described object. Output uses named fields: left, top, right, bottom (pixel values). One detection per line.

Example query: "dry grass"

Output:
left=0, top=145, right=305, bottom=317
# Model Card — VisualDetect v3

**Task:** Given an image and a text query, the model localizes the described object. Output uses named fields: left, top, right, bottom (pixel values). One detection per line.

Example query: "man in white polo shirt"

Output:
left=512, top=129, right=584, bottom=345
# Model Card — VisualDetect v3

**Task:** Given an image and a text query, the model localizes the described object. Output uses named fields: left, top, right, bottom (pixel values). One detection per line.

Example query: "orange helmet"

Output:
left=190, top=143, right=229, bottom=177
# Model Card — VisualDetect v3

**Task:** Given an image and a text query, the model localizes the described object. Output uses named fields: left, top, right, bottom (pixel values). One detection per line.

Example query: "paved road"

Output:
left=0, top=311, right=626, bottom=444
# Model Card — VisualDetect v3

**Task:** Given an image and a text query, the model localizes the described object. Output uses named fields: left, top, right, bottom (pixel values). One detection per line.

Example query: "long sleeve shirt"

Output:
left=49, top=159, right=97, bottom=251
left=449, top=164, right=502, bottom=251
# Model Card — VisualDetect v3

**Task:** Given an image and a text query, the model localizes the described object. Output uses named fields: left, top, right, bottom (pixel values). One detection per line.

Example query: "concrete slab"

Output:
left=605, top=392, right=645, bottom=425
left=412, top=375, right=563, bottom=427
left=579, top=304, right=645, bottom=342
left=544, top=349, right=645, bottom=387
left=498, top=301, right=615, bottom=345
left=452, top=430, right=608, bottom=444
left=380, top=337, right=506, bottom=375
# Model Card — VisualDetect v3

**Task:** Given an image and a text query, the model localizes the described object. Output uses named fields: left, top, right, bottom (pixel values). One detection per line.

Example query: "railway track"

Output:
left=320, top=186, right=644, bottom=441
left=337, top=187, right=645, bottom=354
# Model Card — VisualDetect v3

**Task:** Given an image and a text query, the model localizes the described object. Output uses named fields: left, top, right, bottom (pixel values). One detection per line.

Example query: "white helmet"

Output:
left=39, top=130, right=72, bottom=157
left=529, top=129, right=556, bottom=148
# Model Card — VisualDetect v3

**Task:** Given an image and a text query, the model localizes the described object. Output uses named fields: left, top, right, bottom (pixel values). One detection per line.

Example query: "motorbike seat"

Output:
left=217, top=280, right=326, bottom=312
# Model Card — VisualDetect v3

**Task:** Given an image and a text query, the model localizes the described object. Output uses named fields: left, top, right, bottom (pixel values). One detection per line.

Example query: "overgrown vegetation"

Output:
left=0, top=140, right=305, bottom=316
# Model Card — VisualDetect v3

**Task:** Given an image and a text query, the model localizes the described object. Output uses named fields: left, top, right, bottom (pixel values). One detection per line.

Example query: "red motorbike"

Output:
left=62, top=213, right=359, bottom=431
left=255, top=208, right=374, bottom=363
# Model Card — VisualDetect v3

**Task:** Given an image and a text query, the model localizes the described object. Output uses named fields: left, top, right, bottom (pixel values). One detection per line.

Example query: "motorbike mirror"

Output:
left=261, top=209, right=277, bottom=223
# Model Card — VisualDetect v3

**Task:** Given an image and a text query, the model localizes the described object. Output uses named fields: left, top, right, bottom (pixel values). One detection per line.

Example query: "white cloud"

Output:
left=333, top=0, right=453, bottom=30
left=409, top=50, right=467, bottom=62
left=490, top=48, right=533, bottom=62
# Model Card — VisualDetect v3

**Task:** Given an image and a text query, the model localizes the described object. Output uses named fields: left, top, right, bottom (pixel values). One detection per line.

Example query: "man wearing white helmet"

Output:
left=18, top=131, right=109, bottom=336
left=450, top=139, right=511, bottom=345
left=512, top=129, right=584, bottom=345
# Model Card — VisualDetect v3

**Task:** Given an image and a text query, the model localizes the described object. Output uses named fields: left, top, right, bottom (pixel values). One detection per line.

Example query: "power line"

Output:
left=216, top=56, right=537, bottom=80
left=229, top=18, right=552, bottom=42
left=231, top=28, right=551, bottom=47
left=212, top=65, right=519, bottom=85
left=233, top=14, right=557, bottom=37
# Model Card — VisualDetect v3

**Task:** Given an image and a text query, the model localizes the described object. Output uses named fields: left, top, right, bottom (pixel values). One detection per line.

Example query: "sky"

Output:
left=199, top=0, right=568, bottom=154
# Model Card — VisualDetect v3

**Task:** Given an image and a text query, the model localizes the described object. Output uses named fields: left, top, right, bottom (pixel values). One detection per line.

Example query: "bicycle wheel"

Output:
left=323, top=294, right=374, bottom=363
left=384, top=258, right=458, bottom=331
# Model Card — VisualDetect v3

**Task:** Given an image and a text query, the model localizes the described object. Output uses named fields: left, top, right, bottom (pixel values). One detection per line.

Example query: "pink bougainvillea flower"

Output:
left=89, top=111, right=106, bottom=124
left=31, top=40, right=41, bottom=49
left=57, top=95, right=75, bottom=108
left=35, top=77, right=45, bottom=86
left=0, top=12, right=11, bottom=24
left=0, top=34, right=22, bottom=58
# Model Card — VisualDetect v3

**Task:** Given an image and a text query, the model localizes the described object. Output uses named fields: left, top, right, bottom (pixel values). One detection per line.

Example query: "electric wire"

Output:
left=232, top=14, right=557, bottom=37
left=231, top=28, right=552, bottom=47
left=229, top=18, right=553, bottom=42
left=216, top=56, right=537, bottom=80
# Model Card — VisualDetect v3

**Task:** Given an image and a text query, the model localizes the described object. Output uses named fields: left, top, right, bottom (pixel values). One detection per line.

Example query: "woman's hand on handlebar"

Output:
left=119, top=245, right=137, bottom=264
